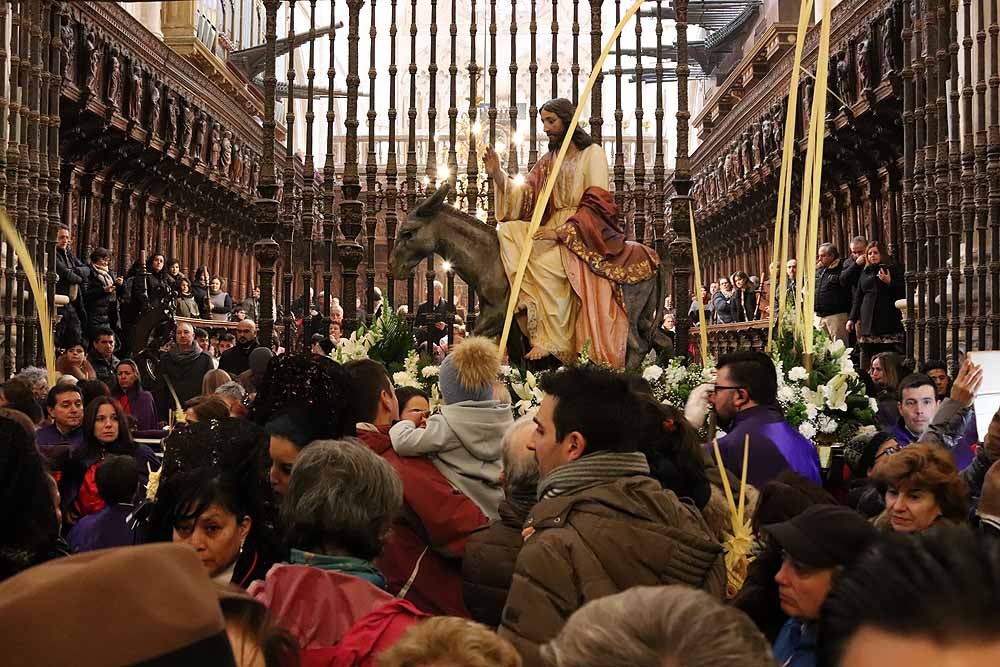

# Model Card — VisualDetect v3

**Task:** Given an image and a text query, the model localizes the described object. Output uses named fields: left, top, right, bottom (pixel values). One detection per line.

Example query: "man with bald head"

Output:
left=462, top=416, right=538, bottom=627
left=156, top=321, right=215, bottom=420
left=219, top=319, right=259, bottom=376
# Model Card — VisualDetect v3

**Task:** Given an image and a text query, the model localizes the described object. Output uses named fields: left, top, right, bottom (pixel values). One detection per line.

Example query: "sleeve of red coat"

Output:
left=498, top=536, right=578, bottom=667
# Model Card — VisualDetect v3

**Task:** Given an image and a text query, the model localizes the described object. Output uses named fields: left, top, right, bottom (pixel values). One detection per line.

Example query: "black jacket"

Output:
left=219, top=339, right=259, bottom=377
left=156, top=347, right=215, bottom=419
left=732, top=287, right=758, bottom=322
left=82, top=268, right=119, bottom=332
left=850, top=263, right=905, bottom=337
left=55, top=248, right=86, bottom=298
left=462, top=495, right=532, bottom=628
left=415, top=298, right=455, bottom=345
left=88, top=350, right=120, bottom=392
left=814, top=259, right=858, bottom=316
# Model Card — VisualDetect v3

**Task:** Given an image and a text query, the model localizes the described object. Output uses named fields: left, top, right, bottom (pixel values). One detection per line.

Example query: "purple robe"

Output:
left=709, top=404, right=822, bottom=489
left=66, top=503, right=136, bottom=552
left=115, top=386, right=159, bottom=431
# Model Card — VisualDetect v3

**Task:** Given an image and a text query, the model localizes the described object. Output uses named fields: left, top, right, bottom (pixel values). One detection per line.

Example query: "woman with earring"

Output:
left=146, top=420, right=281, bottom=587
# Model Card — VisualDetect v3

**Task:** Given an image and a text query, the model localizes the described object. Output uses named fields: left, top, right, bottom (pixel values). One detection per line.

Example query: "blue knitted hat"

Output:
left=437, top=337, right=502, bottom=405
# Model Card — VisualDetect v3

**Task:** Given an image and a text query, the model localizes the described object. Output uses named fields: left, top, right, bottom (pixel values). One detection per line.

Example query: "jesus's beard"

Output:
left=547, top=131, right=566, bottom=152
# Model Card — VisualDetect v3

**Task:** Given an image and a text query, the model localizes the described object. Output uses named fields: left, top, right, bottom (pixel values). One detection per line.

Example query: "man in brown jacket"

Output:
left=498, top=365, right=727, bottom=666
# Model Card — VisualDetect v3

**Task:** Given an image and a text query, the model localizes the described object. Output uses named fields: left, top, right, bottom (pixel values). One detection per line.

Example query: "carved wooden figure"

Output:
left=165, top=93, right=178, bottom=145
left=220, top=130, right=233, bottom=177
left=181, top=102, right=195, bottom=154
left=129, top=62, right=142, bottom=120
left=107, top=48, right=122, bottom=109
left=192, top=109, right=207, bottom=161
left=62, top=19, right=76, bottom=82
left=209, top=124, right=221, bottom=168
left=86, top=33, right=102, bottom=94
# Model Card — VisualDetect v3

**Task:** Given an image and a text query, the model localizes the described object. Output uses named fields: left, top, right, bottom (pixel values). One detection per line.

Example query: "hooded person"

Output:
left=389, top=337, right=513, bottom=520
left=0, top=543, right=239, bottom=667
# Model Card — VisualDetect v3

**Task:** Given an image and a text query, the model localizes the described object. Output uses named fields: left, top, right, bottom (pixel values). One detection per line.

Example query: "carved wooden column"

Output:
left=669, top=0, right=692, bottom=358
left=338, top=0, right=365, bottom=329
left=253, top=0, right=281, bottom=347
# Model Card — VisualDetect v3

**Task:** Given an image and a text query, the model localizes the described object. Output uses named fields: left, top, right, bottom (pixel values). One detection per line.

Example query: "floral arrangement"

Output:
left=638, top=357, right=716, bottom=410
left=329, top=308, right=876, bottom=443
left=770, top=321, right=878, bottom=442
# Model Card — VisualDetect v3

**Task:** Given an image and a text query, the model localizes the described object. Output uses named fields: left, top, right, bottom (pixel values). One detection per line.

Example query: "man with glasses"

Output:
left=219, top=319, right=260, bottom=377
left=706, top=351, right=821, bottom=488
left=764, top=504, right=878, bottom=667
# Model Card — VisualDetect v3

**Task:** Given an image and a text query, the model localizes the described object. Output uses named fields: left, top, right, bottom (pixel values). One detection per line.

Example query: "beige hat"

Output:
left=0, top=543, right=236, bottom=667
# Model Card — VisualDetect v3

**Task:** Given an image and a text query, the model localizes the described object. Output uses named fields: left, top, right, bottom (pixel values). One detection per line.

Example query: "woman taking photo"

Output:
left=848, top=241, right=905, bottom=370
left=112, top=359, right=158, bottom=431
left=147, top=420, right=281, bottom=588
left=62, top=396, right=159, bottom=526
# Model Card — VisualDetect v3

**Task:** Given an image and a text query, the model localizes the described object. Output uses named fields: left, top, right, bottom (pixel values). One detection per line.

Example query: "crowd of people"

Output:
left=55, top=224, right=265, bottom=357
left=682, top=236, right=906, bottom=370
left=2, top=303, right=998, bottom=666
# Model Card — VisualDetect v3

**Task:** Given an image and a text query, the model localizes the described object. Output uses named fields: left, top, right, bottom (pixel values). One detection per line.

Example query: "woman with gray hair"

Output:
left=542, top=586, right=773, bottom=667
left=250, top=439, right=428, bottom=658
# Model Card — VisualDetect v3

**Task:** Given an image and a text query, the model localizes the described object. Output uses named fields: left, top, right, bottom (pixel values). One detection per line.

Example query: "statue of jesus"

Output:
left=483, top=98, right=659, bottom=367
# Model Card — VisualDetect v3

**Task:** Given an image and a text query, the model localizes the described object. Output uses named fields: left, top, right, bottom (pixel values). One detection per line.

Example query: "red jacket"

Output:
left=356, top=427, right=488, bottom=617
left=250, top=564, right=427, bottom=667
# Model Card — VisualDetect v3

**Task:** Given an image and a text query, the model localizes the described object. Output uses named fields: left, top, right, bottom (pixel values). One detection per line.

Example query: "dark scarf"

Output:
left=166, top=344, right=204, bottom=365
left=537, top=451, right=650, bottom=500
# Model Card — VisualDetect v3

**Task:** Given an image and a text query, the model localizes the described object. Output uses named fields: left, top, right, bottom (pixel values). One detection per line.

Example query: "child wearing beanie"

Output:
left=390, top=337, right=513, bottom=520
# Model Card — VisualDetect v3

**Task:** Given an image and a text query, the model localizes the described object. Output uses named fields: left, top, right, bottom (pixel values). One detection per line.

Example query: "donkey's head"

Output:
left=388, top=183, right=451, bottom=279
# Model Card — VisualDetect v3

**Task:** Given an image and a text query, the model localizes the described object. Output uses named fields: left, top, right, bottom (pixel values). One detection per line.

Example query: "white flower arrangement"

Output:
left=770, top=326, right=878, bottom=443
left=421, top=365, right=440, bottom=378
left=508, top=369, right=544, bottom=416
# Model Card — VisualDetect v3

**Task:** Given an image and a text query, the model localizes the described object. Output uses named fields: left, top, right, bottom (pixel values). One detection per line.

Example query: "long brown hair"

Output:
left=540, top=98, right=595, bottom=152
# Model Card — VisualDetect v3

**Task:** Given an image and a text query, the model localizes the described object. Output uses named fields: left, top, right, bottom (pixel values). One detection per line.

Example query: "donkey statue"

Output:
left=388, top=184, right=673, bottom=369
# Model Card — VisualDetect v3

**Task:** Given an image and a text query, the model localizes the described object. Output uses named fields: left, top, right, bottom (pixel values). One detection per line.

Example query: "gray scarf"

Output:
left=537, top=451, right=651, bottom=500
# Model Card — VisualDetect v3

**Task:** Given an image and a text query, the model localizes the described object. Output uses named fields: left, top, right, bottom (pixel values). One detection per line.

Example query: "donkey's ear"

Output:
left=415, top=183, right=451, bottom=217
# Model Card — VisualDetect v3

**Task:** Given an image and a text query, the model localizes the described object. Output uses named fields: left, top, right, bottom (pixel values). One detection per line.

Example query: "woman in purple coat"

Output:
left=112, top=359, right=158, bottom=431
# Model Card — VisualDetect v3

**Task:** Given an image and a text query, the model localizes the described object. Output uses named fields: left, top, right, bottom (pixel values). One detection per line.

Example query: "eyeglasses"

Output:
left=708, top=385, right=743, bottom=395
left=874, top=446, right=901, bottom=461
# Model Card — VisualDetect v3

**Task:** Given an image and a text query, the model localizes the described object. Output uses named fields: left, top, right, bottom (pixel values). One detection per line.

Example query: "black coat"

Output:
left=88, top=350, right=120, bottom=393
left=190, top=283, right=211, bottom=315
left=814, top=259, right=858, bottom=316
left=82, top=268, right=119, bottom=333
left=156, top=347, right=215, bottom=419
left=461, top=497, right=531, bottom=628
left=850, top=263, right=905, bottom=337
left=55, top=248, right=86, bottom=297
left=415, top=298, right=455, bottom=345
left=731, top=287, right=758, bottom=322
left=219, top=339, right=258, bottom=377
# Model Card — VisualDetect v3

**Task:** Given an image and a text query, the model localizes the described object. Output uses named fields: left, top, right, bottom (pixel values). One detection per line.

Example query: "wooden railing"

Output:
left=688, top=320, right=771, bottom=364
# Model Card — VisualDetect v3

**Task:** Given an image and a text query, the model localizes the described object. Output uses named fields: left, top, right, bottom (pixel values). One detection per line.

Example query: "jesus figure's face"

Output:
left=541, top=109, right=566, bottom=151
